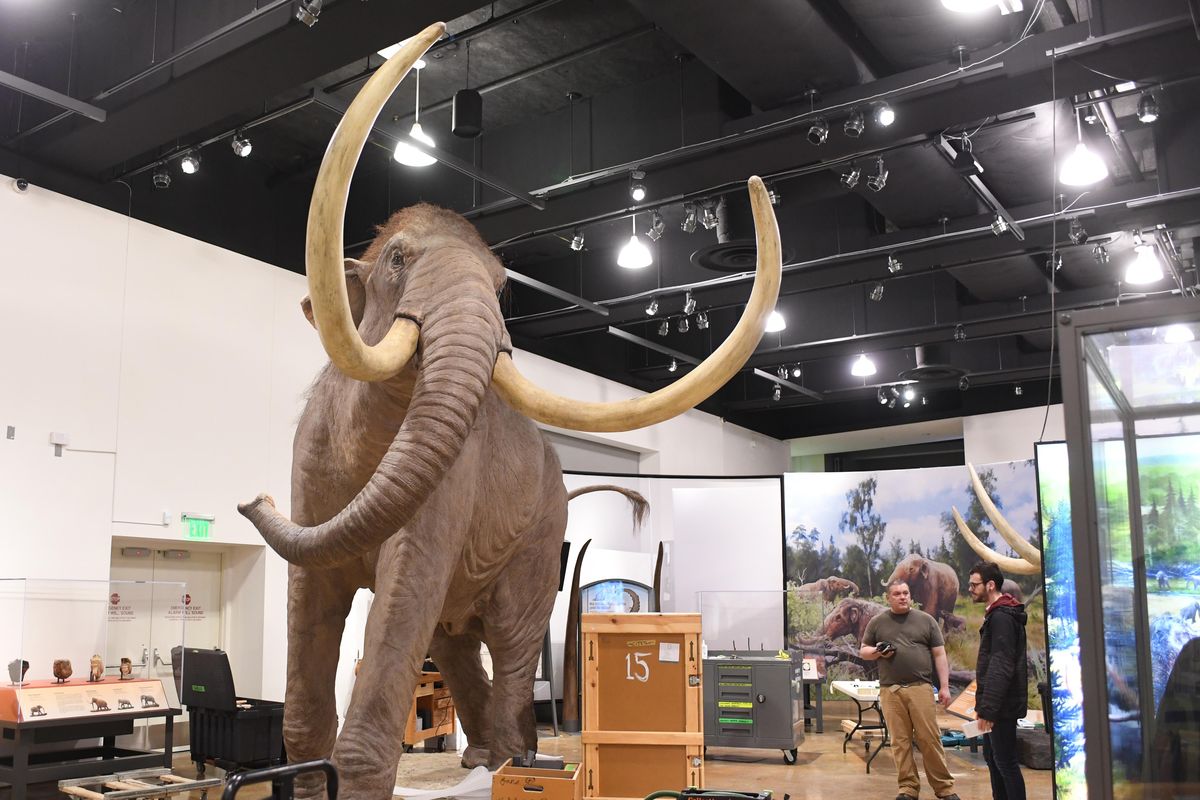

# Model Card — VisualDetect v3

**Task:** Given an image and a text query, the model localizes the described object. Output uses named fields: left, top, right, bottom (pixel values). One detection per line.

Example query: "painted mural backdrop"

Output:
left=783, top=460, right=1046, bottom=707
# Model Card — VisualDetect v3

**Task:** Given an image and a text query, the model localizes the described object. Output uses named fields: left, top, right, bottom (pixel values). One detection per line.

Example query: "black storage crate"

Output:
left=178, top=647, right=285, bottom=774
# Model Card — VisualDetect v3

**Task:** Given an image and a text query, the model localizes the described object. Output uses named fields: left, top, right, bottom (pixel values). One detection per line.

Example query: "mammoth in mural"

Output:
left=815, top=597, right=887, bottom=644
left=796, top=576, right=859, bottom=602
left=237, top=22, right=781, bottom=800
left=881, top=554, right=960, bottom=623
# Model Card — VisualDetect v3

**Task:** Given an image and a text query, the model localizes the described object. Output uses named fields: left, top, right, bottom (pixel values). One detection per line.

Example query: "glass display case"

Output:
left=0, top=578, right=185, bottom=721
left=1059, top=300, right=1200, bottom=800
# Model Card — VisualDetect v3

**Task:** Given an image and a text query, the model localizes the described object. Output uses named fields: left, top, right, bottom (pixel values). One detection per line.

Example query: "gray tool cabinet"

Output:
left=702, top=652, right=804, bottom=764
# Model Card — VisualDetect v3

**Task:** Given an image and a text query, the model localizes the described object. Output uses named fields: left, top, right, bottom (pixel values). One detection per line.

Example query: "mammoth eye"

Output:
left=390, top=248, right=405, bottom=269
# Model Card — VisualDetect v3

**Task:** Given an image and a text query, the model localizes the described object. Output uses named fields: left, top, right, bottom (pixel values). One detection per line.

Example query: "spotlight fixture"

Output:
left=888, top=397, right=898, bottom=409
left=658, top=319, right=670, bottom=337
left=765, top=310, right=786, bottom=333
left=990, top=214, right=1009, bottom=236
left=903, top=386, right=916, bottom=401
left=569, top=229, right=585, bottom=251
left=230, top=132, right=252, bottom=158
left=1125, top=231, right=1164, bottom=284
left=869, top=282, right=885, bottom=302
left=1092, top=245, right=1109, bottom=264
left=953, top=323, right=966, bottom=342
left=680, top=203, right=698, bottom=233
left=791, top=365, right=803, bottom=379
left=1047, top=252, right=1063, bottom=272
left=921, top=395, right=928, bottom=406
left=1060, top=109, right=1108, bottom=186
left=629, top=170, right=647, bottom=202
left=874, top=102, right=895, bottom=127
left=866, top=157, right=888, bottom=192
left=696, top=310, right=710, bottom=330
left=773, top=384, right=782, bottom=402
left=151, top=165, right=171, bottom=189
left=843, top=110, right=865, bottom=138
left=394, top=61, right=437, bottom=168
left=668, top=359, right=678, bottom=373
left=887, top=253, right=903, bottom=274
left=677, top=316, right=690, bottom=333
left=1068, top=218, right=1088, bottom=245
left=850, top=353, right=877, bottom=377
left=295, top=0, right=321, bottom=27
left=617, top=215, right=653, bottom=270
left=1137, top=93, right=1160, bottom=124
left=776, top=366, right=789, bottom=382
left=179, top=150, right=201, bottom=175
left=644, top=296, right=659, bottom=316
left=646, top=210, right=665, bottom=242
left=959, top=375, right=971, bottom=392
left=767, top=185, right=782, bottom=206
left=1014, top=384, right=1024, bottom=396
left=807, top=118, right=830, bottom=146
left=951, top=138, right=983, bottom=176
left=1163, top=324, right=1196, bottom=343
left=1083, top=106, right=1099, bottom=125
left=877, top=387, right=889, bottom=405
left=840, top=165, right=861, bottom=189
left=699, top=199, right=719, bottom=230
left=683, top=290, right=696, bottom=315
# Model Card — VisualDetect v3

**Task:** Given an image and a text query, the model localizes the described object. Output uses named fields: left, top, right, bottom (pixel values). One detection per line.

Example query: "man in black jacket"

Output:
left=968, top=561, right=1027, bottom=800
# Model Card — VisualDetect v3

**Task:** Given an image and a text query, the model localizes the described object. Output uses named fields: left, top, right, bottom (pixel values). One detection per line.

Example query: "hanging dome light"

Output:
left=1059, top=141, right=1108, bottom=186
left=1125, top=241, right=1164, bottom=285
left=394, top=122, right=437, bottom=167
left=617, top=215, right=652, bottom=269
left=851, top=353, right=877, bottom=377
left=1163, top=324, right=1195, bottom=343
left=765, top=310, right=786, bottom=333
left=941, top=0, right=999, bottom=11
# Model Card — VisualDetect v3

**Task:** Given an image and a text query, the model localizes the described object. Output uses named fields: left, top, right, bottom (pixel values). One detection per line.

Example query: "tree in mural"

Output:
left=839, top=477, right=886, bottom=592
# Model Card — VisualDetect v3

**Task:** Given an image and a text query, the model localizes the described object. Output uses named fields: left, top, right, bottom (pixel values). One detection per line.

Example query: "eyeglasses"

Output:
left=967, top=581, right=983, bottom=588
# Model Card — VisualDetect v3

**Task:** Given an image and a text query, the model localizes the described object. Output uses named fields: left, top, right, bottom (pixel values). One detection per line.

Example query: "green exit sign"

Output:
left=185, top=517, right=211, bottom=540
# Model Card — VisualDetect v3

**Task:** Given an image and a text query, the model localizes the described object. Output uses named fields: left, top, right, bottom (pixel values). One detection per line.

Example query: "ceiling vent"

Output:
left=898, top=345, right=966, bottom=382
left=690, top=195, right=794, bottom=272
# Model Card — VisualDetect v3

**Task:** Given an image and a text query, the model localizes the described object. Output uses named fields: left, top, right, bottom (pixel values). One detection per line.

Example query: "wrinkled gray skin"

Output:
left=242, top=204, right=571, bottom=800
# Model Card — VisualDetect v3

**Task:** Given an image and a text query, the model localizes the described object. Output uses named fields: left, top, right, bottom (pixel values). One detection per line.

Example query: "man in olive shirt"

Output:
left=861, top=580, right=959, bottom=800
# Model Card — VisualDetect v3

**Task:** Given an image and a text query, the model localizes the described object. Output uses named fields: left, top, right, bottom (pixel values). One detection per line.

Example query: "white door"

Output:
left=110, top=545, right=224, bottom=747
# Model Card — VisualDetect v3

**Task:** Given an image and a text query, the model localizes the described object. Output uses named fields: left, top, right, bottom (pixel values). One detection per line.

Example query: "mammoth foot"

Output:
left=461, top=744, right=491, bottom=769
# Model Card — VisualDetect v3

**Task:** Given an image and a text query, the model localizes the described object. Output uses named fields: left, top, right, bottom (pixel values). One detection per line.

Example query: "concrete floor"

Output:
left=3, top=701, right=1051, bottom=800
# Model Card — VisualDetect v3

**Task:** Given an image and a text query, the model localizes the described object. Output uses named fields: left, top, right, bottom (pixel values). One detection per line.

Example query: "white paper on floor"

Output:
left=393, top=765, right=493, bottom=800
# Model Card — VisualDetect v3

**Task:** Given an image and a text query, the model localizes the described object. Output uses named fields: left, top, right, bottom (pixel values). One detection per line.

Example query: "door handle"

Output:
left=153, top=647, right=169, bottom=667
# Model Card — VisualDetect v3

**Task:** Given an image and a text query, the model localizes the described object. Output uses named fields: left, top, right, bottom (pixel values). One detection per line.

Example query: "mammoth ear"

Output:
left=849, top=607, right=860, bottom=624
left=301, top=258, right=370, bottom=329
left=920, top=560, right=930, bottom=578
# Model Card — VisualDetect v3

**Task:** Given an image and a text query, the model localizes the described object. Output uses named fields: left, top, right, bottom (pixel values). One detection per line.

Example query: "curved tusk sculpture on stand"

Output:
left=952, top=462, right=1042, bottom=575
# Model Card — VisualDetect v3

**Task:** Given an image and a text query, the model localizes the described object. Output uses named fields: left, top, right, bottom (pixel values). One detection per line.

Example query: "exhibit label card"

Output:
left=658, top=642, right=680, bottom=663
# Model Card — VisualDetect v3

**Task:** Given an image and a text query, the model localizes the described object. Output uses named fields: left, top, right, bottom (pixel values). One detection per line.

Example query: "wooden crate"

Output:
left=582, top=614, right=703, bottom=800
left=493, top=759, right=583, bottom=800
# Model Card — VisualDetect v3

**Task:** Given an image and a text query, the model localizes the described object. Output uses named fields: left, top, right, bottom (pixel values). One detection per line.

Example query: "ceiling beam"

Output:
left=803, top=0, right=895, bottom=79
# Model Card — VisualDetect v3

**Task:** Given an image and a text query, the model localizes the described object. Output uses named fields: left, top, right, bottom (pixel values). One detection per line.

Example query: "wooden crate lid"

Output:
left=581, top=613, right=700, bottom=634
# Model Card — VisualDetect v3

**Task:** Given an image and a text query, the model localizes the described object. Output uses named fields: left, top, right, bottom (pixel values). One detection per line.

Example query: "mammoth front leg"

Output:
left=334, top=534, right=457, bottom=800
left=285, top=565, right=357, bottom=800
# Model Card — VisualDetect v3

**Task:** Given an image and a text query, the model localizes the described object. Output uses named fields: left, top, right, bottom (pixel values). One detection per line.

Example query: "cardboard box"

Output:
left=493, top=758, right=582, bottom=800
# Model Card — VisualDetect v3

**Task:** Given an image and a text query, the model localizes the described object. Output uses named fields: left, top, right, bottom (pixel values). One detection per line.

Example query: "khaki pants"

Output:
left=879, top=683, right=955, bottom=798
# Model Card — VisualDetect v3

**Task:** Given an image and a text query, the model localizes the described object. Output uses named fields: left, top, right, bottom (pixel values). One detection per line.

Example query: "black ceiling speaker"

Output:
left=452, top=89, right=483, bottom=138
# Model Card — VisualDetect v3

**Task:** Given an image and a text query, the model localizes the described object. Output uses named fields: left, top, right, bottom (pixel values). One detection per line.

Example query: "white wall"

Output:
left=1, top=175, right=789, bottom=709
left=963, top=405, right=1065, bottom=464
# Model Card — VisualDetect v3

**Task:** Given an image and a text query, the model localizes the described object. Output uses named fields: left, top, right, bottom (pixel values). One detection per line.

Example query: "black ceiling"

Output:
left=3, top=0, right=1199, bottom=441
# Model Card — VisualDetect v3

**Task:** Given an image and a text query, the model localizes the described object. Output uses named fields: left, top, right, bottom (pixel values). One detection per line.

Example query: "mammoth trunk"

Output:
left=240, top=296, right=500, bottom=567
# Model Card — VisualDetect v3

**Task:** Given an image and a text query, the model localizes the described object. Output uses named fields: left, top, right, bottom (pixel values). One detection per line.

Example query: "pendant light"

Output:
left=394, top=61, right=437, bottom=168
left=1125, top=231, right=1164, bottom=285
left=1059, top=109, right=1108, bottom=187
left=851, top=353, right=877, bottom=377
left=617, top=215, right=652, bottom=269
left=765, top=310, right=786, bottom=333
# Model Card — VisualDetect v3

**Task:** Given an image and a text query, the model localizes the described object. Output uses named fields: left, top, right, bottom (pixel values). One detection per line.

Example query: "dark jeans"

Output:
left=983, top=717, right=1026, bottom=800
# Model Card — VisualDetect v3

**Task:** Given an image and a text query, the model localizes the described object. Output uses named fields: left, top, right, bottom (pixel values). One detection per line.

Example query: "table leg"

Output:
left=163, top=715, right=175, bottom=767
left=843, top=699, right=866, bottom=753
left=864, top=702, right=889, bottom=774
left=815, top=685, right=824, bottom=734
left=12, top=727, right=28, bottom=800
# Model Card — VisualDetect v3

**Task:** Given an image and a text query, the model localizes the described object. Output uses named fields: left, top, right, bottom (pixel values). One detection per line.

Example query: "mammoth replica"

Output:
left=237, top=22, right=781, bottom=800
left=795, top=576, right=859, bottom=602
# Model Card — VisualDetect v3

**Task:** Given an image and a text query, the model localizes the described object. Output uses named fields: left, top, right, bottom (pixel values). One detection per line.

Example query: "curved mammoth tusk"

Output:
left=967, top=462, right=1042, bottom=567
left=305, top=22, right=444, bottom=381
left=492, top=176, right=781, bottom=432
left=952, top=507, right=1040, bottom=575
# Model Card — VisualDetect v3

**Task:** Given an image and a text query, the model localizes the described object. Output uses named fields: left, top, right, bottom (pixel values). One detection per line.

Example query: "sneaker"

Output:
left=937, top=794, right=961, bottom=800
left=896, top=795, right=918, bottom=800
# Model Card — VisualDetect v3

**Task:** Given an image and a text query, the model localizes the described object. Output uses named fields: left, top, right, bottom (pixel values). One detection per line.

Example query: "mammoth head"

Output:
left=302, top=21, right=781, bottom=432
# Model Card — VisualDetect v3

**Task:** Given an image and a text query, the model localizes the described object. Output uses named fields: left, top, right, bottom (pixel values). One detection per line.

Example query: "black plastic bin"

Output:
left=177, top=647, right=285, bottom=775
